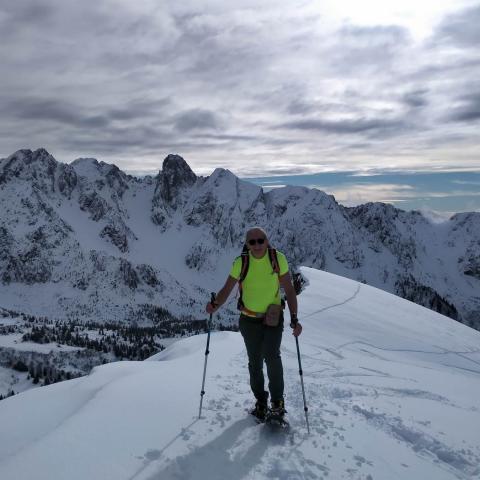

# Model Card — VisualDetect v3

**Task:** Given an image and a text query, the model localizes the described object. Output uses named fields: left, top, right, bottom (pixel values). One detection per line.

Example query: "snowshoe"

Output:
left=250, top=400, right=268, bottom=423
left=266, top=399, right=289, bottom=427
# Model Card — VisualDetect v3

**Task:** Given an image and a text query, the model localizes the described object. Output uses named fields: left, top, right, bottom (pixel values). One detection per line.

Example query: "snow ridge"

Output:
left=0, top=268, right=479, bottom=480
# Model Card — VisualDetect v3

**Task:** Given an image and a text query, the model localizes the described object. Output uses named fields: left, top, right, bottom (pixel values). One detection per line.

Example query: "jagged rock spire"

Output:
left=150, top=154, right=198, bottom=228
left=157, top=154, right=197, bottom=204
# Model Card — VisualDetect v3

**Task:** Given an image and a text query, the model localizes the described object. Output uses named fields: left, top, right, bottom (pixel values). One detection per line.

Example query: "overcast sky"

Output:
left=0, top=0, right=479, bottom=176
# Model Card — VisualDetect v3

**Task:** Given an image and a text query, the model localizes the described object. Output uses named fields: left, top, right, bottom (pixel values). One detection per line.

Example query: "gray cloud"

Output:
left=338, top=24, right=410, bottom=44
left=0, top=1, right=478, bottom=174
left=245, top=165, right=318, bottom=176
left=447, top=92, right=480, bottom=122
left=286, top=98, right=356, bottom=116
left=174, top=109, right=220, bottom=132
left=402, top=89, right=429, bottom=108
left=434, top=5, right=480, bottom=48
left=106, top=98, right=172, bottom=122
left=277, top=117, right=408, bottom=136
left=192, top=133, right=262, bottom=142
left=327, top=24, right=412, bottom=75
left=0, top=2, right=54, bottom=26
left=401, top=57, right=480, bottom=85
left=286, top=99, right=317, bottom=116
left=3, top=95, right=174, bottom=129
left=5, top=97, right=109, bottom=128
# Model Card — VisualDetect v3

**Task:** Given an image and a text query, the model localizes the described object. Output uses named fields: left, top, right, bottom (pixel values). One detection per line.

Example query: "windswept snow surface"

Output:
left=0, top=268, right=479, bottom=480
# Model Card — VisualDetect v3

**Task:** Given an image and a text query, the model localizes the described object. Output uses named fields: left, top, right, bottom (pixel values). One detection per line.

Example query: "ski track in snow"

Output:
left=302, top=284, right=362, bottom=320
left=125, top=290, right=480, bottom=480
left=129, top=339, right=480, bottom=480
left=131, top=351, right=318, bottom=480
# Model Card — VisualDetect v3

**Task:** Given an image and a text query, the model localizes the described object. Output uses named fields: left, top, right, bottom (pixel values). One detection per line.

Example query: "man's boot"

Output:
left=250, top=391, right=269, bottom=421
left=270, top=398, right=286, bottom=419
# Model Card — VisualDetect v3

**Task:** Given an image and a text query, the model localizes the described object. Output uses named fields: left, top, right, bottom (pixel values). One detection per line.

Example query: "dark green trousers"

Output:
left=239, top=313, right=284, bottom=403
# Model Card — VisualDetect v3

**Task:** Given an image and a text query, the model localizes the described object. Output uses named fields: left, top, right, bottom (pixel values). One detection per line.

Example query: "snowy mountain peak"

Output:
left=71, top=156, right=121, bottom=178
left=0, top=148, right=57, bottom=183
left=450, top=211, right=480, bottom=228
left=71, top=156, right=100, bottom=167
left=151, top=155, right=198, bottom=219
left=0, top=148, right=71, bottom=198
left=209, top=167, right=235, bottom=180
left=12, top=148, right=56, bottom=167
left=161, top=154, right=197, bottom=185
left=9, top=148, right=53, bottom=164
left=30, top=147, right=54, bottom=162
left=70, top=157, right=132, bottom=201
left=204, top=167, right=261, bottom=200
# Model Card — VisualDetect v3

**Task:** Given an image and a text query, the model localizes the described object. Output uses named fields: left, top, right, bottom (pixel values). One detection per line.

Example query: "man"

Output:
left=206, top=227, right=302, bottom=421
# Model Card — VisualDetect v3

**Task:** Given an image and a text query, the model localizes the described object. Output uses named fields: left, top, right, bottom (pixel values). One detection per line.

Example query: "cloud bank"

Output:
left=0, top=0, right=478, bottom=175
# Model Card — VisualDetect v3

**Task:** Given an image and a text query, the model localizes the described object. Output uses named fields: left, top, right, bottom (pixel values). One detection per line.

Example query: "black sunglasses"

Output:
left=247, top=238, right=266, bottom=246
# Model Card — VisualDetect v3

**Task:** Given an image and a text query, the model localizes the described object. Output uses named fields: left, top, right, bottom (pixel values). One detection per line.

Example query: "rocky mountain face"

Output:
left=0, top=148, right=479, bottom=330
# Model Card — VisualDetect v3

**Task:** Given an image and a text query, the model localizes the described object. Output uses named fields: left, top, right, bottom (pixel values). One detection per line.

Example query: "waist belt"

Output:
left=241, top=307, right=265, bottom=319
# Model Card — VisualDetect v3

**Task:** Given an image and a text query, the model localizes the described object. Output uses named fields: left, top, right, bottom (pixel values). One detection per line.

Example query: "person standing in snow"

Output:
left=206, top=227, right=302, bottom=421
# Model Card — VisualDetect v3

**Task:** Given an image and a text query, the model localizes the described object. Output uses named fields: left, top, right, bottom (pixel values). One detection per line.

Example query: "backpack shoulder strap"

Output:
left=268, top=246, right=284, bottom=307
left=237, top=244, right=250, bottom=310
left=268, top=247, right=280, bottom=275
left=238, top=244, right=250, bottom=283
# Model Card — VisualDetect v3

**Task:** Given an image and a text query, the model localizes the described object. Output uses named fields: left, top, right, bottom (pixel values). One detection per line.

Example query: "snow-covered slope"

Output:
left=1, top=268, right=479, bottom=480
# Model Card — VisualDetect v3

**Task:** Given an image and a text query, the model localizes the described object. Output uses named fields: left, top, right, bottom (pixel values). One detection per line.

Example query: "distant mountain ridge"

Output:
left=0, top=148, right=479, bottom=330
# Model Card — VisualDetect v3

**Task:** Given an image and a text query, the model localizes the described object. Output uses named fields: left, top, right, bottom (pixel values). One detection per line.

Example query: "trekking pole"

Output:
left=295, top=336, right=310, bottom=434
left=198, top=292, right=216, bottom=419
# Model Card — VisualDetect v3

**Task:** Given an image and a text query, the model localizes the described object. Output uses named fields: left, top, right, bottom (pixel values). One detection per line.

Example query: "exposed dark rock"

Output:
left=57, top=164, right=78, bottom=198
left=151, top=154, right=197, bottom=226
left=100, top=223, right=129, bottom=252
left=395, top=275, right=458, bottom=320
left=2, top=248, right=52, bottom=284
left=137, top=264, right=159, bottom=287
left=119, top=259, right=139, bottom=289
left=463, top=253, right=480, bottom=280
left=185, top=243, right=215, bottom=271
left=79, top=192, right=110, bottom=221
left=105, top=164, right=130, bottom=198
left=0, top=149, right=57, bottom=192
left=0, top=227, right=13, bottom=260
left=90, top=251, right=106, bottom=272
left=158, top=154, right=197, bottom=204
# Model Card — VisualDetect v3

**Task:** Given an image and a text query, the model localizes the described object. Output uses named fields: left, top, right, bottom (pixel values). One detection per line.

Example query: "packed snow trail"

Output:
left=0, top=268, right=479, bottom=480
